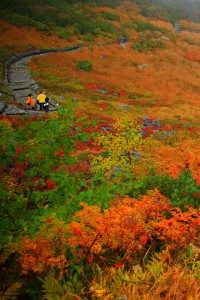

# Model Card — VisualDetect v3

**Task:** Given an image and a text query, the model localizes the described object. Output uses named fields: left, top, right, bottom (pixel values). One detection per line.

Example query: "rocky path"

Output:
left=1, top=55, right=49, bottom=115
left=0, top=45, right=79, bottom=115
left=9, top=56, right=39, bottom=104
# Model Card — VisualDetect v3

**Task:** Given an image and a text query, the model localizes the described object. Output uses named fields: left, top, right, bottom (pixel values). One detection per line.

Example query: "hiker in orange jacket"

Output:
left=37, top=91, right=46, bottom=111
left=26, top=93, right=36, bottom=110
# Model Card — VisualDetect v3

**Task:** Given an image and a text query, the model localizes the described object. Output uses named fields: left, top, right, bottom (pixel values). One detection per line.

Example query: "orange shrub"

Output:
left=150, top=140, right=200, bottom=183
left=17, top=190, right=200, bottom=275
left=18, top=237, right=68, bottom=275
left=67, top=190, right=200, bottom=266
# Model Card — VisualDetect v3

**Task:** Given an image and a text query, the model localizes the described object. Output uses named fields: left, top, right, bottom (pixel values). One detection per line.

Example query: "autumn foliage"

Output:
left=17, top=190, right=200, bottom=268
left=66, top=190, right=200, bottom=263
left=0, top=0, right=200, bottom=299
left=15, top=190, right=200, bottom=299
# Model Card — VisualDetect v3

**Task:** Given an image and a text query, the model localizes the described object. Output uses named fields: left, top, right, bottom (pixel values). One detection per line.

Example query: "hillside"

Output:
left=1, top=0, right=200, bottom=27
left=1, top=0, right=200, bottom=60
left=0, top=1, right=200, bottom=299
left=136, top=0, right=200, bottom=23
left=0, top=0, right=200, bottom=57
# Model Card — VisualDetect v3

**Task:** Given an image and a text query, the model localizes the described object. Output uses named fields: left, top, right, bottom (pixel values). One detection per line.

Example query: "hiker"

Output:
left=43, top=96, right=57, bottom=112
left=37, top=91, right=46, bottom=111
left=122, top=37, right=127, bottom=43
left=43, top=97, right=50, bottom=112
left=25, top=93, right=36, bottom=110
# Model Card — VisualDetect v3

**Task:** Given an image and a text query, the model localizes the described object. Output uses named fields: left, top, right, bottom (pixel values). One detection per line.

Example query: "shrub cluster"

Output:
left=136, top=20, right=169, bottom=34
left=132, top=39, right=166, bottom=52
left=76, top=60, right=93, bottom=71
left=0, top=113, right=199, bottom=299
left=0, top=0, right=118, bottom=39
left=100, top=11, right=120, bottom=21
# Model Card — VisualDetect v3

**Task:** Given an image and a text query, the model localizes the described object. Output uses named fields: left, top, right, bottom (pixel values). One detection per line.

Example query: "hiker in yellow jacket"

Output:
left=37, top=91, right=46, bottom=111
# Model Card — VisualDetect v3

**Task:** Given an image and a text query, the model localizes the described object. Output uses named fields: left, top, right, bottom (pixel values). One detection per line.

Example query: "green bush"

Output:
left=0, top=107, right=91, bottom=245
left=136, top=20, right=169, bottom=34
left=82, top=33, right=94, bottom=41
left=183, top=37, right=196, bottom=45
left=132, top=39, right=166, bottom=52
left=1, top=11, right=50, bottom=32
left=96, top=0, right=119, bottom=8
left=34, top=20, right=50, bottom=32
left=100, top=11, right=120, bottom=21
left=54, top=26, right=74, bottom=41
left=76, top=60, right=93, bottom=72
left=3, top=12, right=32, bottom=28
left=127, top=168, right=200, bottom=209
left=77, top=19, right=117, bottom=35
left=140, top=7, right=159, bottom=18
left=94, top=20, right=117, bottom=34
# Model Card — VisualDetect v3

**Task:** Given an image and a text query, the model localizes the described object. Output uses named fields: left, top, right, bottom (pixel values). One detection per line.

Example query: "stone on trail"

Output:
left=3, top=104, right=26, bottom=115
left=0, top=102, right=8, bottom=113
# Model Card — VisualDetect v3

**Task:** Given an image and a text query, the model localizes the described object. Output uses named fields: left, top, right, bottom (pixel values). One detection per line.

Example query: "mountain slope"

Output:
left=0, top=0, right=200, bottom=40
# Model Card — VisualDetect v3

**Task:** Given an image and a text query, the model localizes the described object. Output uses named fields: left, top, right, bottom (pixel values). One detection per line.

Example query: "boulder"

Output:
left=161, top=36, right=170, bottom=41
left=3, top=104, right=27, bottom=115
left=96, top=89, right=109, bottom=94
left=0, top=102, right=8, bottom=113
left=138, top=64, right=148, bottom=69
left=26, top=110, right=44, bottom=115
left=100, top=126, right=114, bottom=132
left=119, top=104, right=130, bottom=110
left=10, top=82, right=31, bottom=90
left=143, top=116, right=151, bottom=122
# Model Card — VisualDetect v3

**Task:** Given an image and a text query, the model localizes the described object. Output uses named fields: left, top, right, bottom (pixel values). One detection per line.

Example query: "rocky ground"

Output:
left=9, top=56, right=39, bottom=104
left=0, top=54, right=56, bottom=116
left=1, top=46, right=80, bottom=115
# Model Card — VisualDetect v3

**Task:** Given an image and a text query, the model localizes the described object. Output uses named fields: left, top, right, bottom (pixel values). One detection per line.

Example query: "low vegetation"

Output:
left=77, top=60, right=93, bottom=72
left=0, top=0, right=200, bottom=299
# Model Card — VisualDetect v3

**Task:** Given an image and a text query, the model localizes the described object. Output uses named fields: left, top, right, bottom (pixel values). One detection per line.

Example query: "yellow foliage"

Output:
left=0, top=119, right=14, bottom=132
left=90, top=117, right=148, bottom=176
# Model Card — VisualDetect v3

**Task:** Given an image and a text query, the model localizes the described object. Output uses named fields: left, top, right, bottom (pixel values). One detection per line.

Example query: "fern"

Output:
left=40, top=272, right=66, bottom=300
left=1, top=282, right=22, bottom=300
